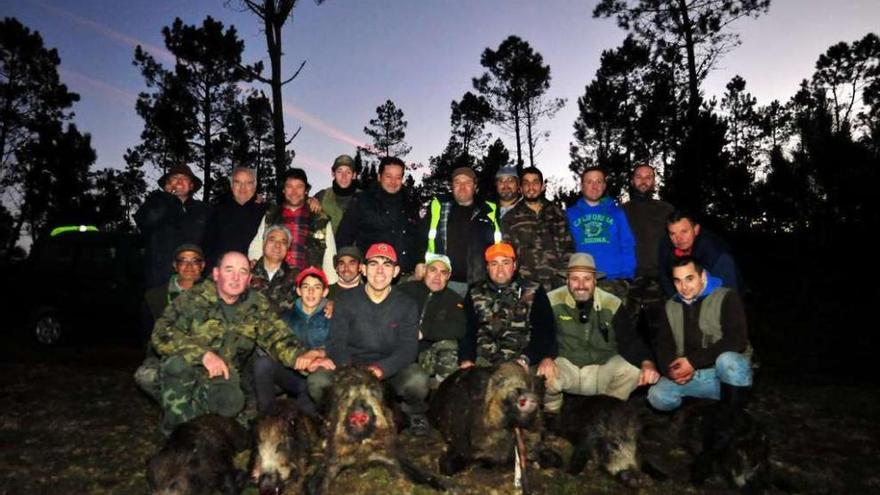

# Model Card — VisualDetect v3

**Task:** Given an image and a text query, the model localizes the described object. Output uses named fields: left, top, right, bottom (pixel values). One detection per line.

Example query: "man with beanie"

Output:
left=311, top=154, right=361, bottom=234
left=416, top=166, right=501, bottom=296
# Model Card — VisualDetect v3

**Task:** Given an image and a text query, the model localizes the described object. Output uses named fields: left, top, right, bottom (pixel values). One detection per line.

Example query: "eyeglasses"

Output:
left=175, top=258, right=204, bottom=266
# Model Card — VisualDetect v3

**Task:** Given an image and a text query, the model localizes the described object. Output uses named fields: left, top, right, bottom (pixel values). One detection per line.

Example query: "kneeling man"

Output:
left=543, top=253, right=658, bottom=411
left=152, top=251, right=313, bottom=435
left=647, top=257, right=752, bottom=411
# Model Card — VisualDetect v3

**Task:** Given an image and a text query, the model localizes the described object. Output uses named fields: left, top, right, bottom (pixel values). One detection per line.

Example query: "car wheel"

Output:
left=33, top=310, right=63, bottom=345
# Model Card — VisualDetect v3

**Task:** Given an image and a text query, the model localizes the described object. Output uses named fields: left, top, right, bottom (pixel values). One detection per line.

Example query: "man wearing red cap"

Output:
left=459, top=243, right=558, bottom=378
left=252, top=266, right=331, bottom=415
left=306, top=242, right=431, bottom=435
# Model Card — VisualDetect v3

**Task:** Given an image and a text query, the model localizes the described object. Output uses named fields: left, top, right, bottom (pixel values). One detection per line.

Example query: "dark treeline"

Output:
left=1, top=4, right=878, bottom=258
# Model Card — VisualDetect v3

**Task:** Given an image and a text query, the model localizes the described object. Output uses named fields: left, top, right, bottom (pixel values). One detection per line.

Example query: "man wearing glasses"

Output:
left=542, top=253, right=658, bottom=413
left=135, top=243, right=206, bottom=403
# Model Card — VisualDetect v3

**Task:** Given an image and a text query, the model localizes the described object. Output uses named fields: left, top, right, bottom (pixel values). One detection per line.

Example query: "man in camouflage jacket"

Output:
left=249, top=224, right=297, bottom=313
left=458, top=243, right=558, bottom=377
left=501, top=166, right=574, bottom=292
left=152, top=252, right=320, bottom=434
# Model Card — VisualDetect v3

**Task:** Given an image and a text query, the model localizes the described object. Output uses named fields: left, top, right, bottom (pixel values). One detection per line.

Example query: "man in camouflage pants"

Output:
left=152, top=251, right=321, bottom=435
left=458, top=243, right=558, bottom=380
left=398, top=253, right=466, bottom=385
left=501, top=166, right=574, bottom=293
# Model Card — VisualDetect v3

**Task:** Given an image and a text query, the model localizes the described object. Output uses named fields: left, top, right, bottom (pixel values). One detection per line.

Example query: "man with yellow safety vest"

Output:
left=415, top=167, right=501, bottom=296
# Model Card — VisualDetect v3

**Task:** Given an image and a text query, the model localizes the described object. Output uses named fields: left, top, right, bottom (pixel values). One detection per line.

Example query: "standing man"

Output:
left=328, top=246, right=362, bottom=299
left=248, top=168, right=337, bottom=283
left=566, top=166, right=636, bottom=300
left=135, top=163, right=209, bottom=288
left=202, top=167, right=267, bottom=268
left=494, top=166, right=521, bottom=218
left=311, top=154, right=360, bottom=234
left=543, top=253, right=658, bottom=412
left=622, top=164, right=675, bottom=334
left=398, top=253, right=467, bottom=384
left=306, top=243, right=430, bottom=435
left=647, top=257, right=752, bottom=411
left=151, top=251, right=318, bottom=434
left=659, top=211, right=742, bottom=297
left=416, top=166, right=501, bottom=295
left=502, top=166, right=574, bottom=292
left=336, top=156, right=421, bottom=275
left=459, top=243, right=557, bottom=375
left=249, top=225, right=297, bottom=313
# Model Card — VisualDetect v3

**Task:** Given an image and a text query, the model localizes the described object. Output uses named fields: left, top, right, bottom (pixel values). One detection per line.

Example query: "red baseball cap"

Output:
left=295, top=266, right=329, bottom=287
left=364, top=242, right=398, bottom=263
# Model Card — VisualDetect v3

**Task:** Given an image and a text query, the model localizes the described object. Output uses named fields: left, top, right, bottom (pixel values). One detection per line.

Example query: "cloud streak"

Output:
left=31, top=0, right=371, bottom=154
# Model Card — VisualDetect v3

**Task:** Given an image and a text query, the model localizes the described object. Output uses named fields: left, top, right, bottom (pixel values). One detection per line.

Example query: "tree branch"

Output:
left=281, top=60, right=307, bottom=86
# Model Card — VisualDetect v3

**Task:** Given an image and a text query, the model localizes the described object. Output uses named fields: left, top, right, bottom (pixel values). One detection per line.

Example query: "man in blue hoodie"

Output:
left=566, top=167, right=636, bottom=300
left=647, top=257, right=752, bottom=412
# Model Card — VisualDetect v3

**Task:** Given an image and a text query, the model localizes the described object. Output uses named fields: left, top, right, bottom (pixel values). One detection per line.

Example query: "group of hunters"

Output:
left=133, top=153, right=752, bottom=439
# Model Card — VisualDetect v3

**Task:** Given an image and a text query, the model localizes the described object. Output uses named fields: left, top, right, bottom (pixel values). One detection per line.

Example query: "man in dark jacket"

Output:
left=134, top=163, right=209, bottom=288
left=202, top=167, right=267, bottom=268
left=415, top=166, right=501, bottom=295
left=306, top=243, right=430, bottom=435
left=647, top=257, right=752, bottom=411
left=658, top=211, right=742, bottom=297
left=310, top=154, right=361, bottom=234
left=336, top=156, right=421, bottom=274
left=398, top=253, right=466, bottom=383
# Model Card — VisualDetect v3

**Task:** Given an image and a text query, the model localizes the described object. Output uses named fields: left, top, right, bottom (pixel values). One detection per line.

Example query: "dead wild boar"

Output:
left=429, top=362, right=562, bottom=478
left=556, top=394, right=652, bottom=488
left=147, top=414, right=249, bottom=495
left=686, top=403, right=771, bottom=493
left=250, top=398, right=320, bottom=495
left=306, top=367, right=448, bottom=495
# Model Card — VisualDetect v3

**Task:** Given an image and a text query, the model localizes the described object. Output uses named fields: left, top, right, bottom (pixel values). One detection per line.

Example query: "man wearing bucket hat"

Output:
left=135, top=162, right=210, bottom=288
left=542, top=253, right=659, bottom=411
left=458, top=242, right=557, bottom=375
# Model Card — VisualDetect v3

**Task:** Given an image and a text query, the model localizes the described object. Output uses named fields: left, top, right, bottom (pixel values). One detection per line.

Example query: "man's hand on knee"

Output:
left=202, top=351, right=230, bottom=380
left=638, top=360, right=660, bottom=386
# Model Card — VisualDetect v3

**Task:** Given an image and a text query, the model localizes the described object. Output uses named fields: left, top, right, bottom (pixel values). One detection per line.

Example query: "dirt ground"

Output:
left=1, top=333, right=879, bottom=495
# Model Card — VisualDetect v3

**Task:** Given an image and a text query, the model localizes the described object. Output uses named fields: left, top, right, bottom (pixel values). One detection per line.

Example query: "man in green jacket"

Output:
left=398, top=253, right=466, bottom=384
left=152, top=251, right=320, bottom=434
left=543, top=253, right=659, bottom=411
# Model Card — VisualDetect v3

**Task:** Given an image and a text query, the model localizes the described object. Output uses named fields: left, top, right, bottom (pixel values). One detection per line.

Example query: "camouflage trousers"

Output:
left=626, top=276, right=666, bottom=344
left=158, top=355, right=246, bottom=435
left=417, top=339, right=460, bottom=383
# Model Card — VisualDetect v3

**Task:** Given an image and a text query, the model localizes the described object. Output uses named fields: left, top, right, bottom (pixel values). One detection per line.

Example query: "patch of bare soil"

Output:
left=1, top=344, right=878, bottom=495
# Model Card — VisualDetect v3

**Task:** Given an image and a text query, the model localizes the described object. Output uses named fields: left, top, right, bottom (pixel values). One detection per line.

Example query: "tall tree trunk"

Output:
left=202, top=95, right=213, bottom=203
left=512, top=106, right=523, bottom=172
left=264, top=4, right=287, bottom=192
left=525, top=102, right=535, bottom=167
left=676, top=0, right=700, bottom=127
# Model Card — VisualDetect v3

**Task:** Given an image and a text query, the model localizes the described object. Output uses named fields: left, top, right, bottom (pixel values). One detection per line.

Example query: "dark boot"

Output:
left=720, top=382, right=751, bottom=408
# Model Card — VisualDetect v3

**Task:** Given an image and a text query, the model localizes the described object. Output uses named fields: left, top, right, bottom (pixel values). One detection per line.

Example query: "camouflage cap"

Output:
left=495, top=166, right=518, bottom=180
left=332, top=154, right=355, bottom=171
left=173, top=243, right=204, bottom=260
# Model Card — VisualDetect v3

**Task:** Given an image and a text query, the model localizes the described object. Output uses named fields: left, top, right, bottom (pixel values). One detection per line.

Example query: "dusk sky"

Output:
left=2, top=0, right=879, bottom=193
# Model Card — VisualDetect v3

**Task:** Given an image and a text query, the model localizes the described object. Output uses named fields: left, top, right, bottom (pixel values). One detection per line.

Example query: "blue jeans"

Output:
left=647, top=352, right=752, bottom=411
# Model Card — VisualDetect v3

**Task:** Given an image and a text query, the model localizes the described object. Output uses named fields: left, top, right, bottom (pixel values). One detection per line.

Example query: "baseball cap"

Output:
left=295, top=266, right=329, bottom=287
left=484, top=242, right=516, bottom=262
left=364, top=243, right=398, bottom=264
left=425, top=252, right=452, bottom=271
